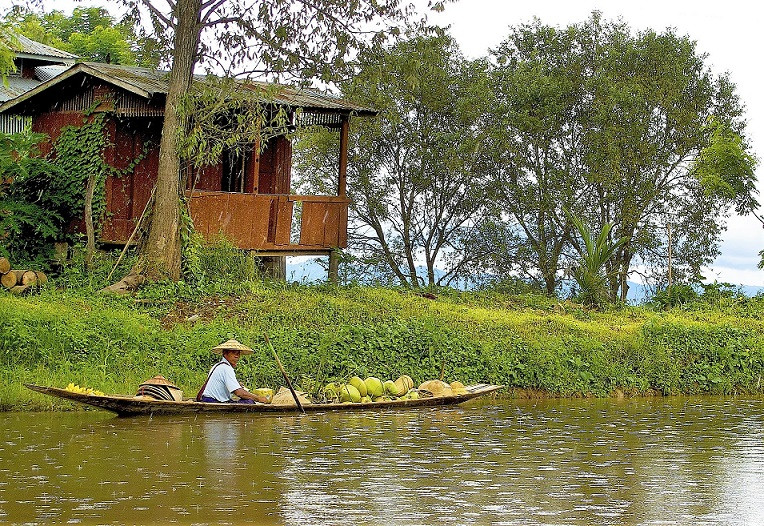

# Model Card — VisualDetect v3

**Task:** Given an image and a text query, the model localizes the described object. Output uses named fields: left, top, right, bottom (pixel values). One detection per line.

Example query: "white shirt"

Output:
left=202, top=357, right=243, bottom=402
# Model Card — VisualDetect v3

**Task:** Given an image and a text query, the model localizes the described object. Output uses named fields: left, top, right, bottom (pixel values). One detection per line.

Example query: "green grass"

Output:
left=2, top=281, right=764, bottom=410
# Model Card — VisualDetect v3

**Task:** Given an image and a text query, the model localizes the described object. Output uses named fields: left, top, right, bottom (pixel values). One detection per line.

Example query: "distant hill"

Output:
left=286, top=258, right=764, bottom=301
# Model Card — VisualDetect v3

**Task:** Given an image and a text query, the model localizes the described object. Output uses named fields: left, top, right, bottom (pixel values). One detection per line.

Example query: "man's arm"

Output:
left=233, top=388, right=269, bottom=404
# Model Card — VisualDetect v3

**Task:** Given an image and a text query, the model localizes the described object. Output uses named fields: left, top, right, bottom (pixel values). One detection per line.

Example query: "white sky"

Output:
left=24, top=0, right=764, bottom=287
left=424, top=0, right=764, bottom=287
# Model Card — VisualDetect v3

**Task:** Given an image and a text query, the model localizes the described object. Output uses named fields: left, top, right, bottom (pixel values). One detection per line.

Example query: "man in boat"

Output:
left=197, top=339, right=269, bottom=404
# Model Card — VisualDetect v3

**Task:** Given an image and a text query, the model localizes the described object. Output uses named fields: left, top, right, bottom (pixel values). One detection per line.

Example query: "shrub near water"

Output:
left=2, top=283, right=764, bottom=410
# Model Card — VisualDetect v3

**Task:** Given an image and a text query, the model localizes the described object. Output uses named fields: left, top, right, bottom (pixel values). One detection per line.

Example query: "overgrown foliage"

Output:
left=176, top=78, right=291, bottom=169
left=2, top=263, right=764, bottom=409
left=0, top=117, right=147, bottom=265
left=181, top=233, right=259, bottom=287
left=0, top=131, right=70, bottom=261
left=0, top=27, right=17, bottom=78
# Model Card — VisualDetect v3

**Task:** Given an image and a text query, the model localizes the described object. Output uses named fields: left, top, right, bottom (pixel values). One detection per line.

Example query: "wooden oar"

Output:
left=264, top=333, right=305, bottom=414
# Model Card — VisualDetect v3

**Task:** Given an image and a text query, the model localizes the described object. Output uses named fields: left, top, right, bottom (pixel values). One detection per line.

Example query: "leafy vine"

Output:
left=51, top=114, right=150, bottom=236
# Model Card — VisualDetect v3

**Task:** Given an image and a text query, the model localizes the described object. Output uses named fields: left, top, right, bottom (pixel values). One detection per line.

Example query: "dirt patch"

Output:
left=160, top=296, right=239, bottom=329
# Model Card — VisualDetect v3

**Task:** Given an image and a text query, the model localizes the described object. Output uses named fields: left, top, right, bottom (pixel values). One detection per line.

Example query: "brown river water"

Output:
left=1, top=396, right=763, bottom=525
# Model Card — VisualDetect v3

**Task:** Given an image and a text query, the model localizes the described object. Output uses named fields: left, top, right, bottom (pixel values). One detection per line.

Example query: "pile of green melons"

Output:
left=322, top=375, right=468, bottom=403
left=322, top=375, right=418, bottom=403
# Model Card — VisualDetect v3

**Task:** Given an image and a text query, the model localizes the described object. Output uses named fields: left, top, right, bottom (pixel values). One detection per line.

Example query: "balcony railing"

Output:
left=186, top=190, right=349, bottom=254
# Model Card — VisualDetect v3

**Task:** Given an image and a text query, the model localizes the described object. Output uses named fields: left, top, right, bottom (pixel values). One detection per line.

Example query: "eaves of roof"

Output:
left=0, top=62, right=377, bottom=116
left=3, top=32, right=79, bottom=60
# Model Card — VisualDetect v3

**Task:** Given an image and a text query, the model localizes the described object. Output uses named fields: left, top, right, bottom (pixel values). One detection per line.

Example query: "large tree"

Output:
left=477, top=22, right=591, bottom=294
left=295, top=30, right=489, bottom=287
left=102, top=0, right=410, bottom=288
left=484, top=14, right=759, bottom=299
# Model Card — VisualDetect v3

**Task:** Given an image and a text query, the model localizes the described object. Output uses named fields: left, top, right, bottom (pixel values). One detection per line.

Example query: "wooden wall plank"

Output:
left=274, top=196, right=293, bottom=245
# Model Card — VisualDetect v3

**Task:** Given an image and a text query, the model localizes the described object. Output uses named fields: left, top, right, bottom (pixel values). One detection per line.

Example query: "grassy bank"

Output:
left=2, top=282, right=764, bottom=410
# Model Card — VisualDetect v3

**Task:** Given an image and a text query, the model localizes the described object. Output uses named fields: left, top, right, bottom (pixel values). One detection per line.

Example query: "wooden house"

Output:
left=0, top=62, right=374, bottom=277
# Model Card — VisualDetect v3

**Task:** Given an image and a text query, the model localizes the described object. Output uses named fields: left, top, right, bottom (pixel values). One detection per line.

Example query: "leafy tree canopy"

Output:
left=295, top=28, right=490, bottom=288
left=482, top=13, right=759, bottom=299
left=2, top=5, right=161, bottom=67
left=0, top=25, right=18, bottom=78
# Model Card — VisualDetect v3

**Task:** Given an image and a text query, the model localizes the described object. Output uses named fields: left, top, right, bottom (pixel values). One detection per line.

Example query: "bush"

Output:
left=650, top=284, right=699, bottom=309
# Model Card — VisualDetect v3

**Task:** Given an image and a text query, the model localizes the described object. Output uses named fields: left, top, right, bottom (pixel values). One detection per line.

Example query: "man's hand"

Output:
left=233, top=388, right=268, bottom=404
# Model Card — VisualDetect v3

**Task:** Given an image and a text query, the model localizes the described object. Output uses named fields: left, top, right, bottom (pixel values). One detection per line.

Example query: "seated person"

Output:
left=197, top=339, right=269, bottom=403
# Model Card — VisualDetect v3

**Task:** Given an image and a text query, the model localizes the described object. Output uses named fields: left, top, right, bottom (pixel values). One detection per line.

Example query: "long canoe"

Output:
left=25, top=383, right=504, bottom=417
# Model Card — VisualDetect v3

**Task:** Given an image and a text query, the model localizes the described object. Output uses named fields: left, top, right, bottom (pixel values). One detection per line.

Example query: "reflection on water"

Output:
left=1, top=397, right=763, bottom=525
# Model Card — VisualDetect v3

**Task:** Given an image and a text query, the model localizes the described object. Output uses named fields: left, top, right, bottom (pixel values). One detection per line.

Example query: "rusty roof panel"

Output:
left=1, top=62, right=377, bottom=116
left=79, top=63, right=376, bottom=114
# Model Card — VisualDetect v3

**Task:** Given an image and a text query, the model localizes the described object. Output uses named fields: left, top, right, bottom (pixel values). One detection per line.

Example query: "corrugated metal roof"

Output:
left=0, top=77, right=40, bottom=102
left=4, top=33, right=78, bottom=61
left=0, top=61, right=377, bottom=116
left=35, top=65, right=72, bottom=82
left=82, top=62, right=377, bottom=114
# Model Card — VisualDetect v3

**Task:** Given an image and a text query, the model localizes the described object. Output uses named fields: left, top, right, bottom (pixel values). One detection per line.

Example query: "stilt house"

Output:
left=0, top=62, right=373, bottom=273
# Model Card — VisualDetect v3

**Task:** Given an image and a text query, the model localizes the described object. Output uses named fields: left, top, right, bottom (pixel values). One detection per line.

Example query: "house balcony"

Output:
left=186, top=190, right=349, bottom=256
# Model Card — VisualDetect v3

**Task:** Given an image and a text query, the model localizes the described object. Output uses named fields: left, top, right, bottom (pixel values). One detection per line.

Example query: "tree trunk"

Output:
left=544, top=273, right=556, bottom=296
left=328, top=250, right=339, bottom=284
left=84, top=170, right=96, bottom=269
left=117, top=0, right=202, bottom=287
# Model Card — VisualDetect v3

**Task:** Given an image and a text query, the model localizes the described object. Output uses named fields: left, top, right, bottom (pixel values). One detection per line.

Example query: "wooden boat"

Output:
left=25, top=383, right=504, bottom=417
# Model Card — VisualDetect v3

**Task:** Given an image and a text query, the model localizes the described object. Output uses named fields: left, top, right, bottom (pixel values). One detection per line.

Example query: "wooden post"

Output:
left=261, top=256, right=286, bottom=280
left=328, top=250, right=339, bottom=284
left=338, top=115, right=349, bottom=198
left=252, top=133, right=261, bottom=194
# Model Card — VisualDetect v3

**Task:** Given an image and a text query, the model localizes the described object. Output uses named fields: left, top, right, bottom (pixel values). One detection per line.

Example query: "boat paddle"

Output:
left=264, top=332, right=305, bottom=414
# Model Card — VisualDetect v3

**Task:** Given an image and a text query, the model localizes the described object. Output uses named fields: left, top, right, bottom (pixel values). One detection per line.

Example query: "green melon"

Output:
left=322, top=382, right=343, bottom=401
left=349, top=376, right=368, bottom=397
left=364, top=377, right=384, bottom=398
left=383, top=379, right=402, bottom=396
left=340, top=384, right=361, bottom=403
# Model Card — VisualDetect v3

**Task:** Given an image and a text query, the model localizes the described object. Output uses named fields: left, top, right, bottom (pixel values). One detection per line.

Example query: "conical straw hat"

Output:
left=212, top=338, right=254, bottom=355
